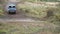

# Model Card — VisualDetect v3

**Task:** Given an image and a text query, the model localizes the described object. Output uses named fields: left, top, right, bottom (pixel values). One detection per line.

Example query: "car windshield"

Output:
left=13, top=6, right=15, bottom=8
left=9, top=6, right=11, bottom=8
left=9, top=6, right=15, bottom=8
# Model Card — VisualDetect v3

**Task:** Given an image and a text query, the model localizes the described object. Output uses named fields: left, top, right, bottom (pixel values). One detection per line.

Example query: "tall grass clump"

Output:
left=18, top=4, right=47, bottom=18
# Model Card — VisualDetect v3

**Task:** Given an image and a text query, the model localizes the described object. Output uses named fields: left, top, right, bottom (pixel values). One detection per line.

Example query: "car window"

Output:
left=13, top=6, right=15, bottom=8
left=9, top=6, right=11, bottom=8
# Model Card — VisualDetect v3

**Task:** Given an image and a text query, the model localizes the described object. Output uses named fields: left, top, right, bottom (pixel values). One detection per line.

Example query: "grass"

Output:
left=0, top=10, right=4, bottom=15
left=0, top=1, right=60, bottom=34
left=17, top=4, right=48, bottom=18
left=17, top=3, right=59, bottom=19
left=17, top=4, right=60, bottom=34
left=40, top=0, right=60, bottom=2
left=0, top=22, right=41, bottom=34
left=20, top=0, right=60, bottom=3
left=0, top=21, right=60, bottom=34
left=0, top=6, right=5, bottom=16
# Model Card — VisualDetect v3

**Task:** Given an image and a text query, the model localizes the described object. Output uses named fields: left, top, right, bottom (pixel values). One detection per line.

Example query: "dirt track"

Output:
left=1, top=0, right=58, bottom=21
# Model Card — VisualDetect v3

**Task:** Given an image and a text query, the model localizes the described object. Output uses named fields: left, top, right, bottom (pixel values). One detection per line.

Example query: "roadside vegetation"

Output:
left=0, top=21, right=60, bottom=34
left=20, top=0, right=60, bottom=3
left=18, top=4, right=47, bottom=18
left=18, top=3, right=60, bottom=23
left=0, top=6, right=4, bottom=16
left=17, top=2, right=60, bottom=34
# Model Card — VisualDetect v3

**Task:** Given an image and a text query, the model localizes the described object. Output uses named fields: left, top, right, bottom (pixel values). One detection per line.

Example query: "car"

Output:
left=7, top=4, right=16, bottom=14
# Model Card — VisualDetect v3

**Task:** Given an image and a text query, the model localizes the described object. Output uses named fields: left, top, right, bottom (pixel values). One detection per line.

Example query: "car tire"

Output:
left=8, top=11, right=16, bottom=14
left=13, top=12, right=16, bottom=14
left=8, top=10, right=10, bottom=14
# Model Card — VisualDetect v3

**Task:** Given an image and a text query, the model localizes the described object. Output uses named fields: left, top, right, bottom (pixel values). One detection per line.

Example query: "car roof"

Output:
left=8, top=4, right=16, bottom=6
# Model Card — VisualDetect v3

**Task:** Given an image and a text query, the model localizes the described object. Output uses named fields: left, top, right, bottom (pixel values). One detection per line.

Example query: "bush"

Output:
left=46, top=7, right=60, bottom=25
left=46, top=8, right=55, bottom=17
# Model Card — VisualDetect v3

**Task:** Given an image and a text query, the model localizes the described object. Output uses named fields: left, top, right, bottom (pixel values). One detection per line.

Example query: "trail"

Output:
left=2, top=0, right=58, bottom=22
left=2, top=0, right=59, bottom=21
left=0, top=0, right=41, bottom=22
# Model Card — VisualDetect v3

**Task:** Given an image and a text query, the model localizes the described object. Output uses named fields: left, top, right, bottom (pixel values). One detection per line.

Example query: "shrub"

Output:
left=46, top=8, right=55, bottom=17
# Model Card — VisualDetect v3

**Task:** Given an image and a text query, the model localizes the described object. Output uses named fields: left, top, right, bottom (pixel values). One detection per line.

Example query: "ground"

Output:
left=0, top=0, right=60, bottom=34
left=0, top=21, right=59, bottom=34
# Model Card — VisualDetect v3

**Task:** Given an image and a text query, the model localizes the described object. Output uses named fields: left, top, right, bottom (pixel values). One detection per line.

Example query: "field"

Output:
left=0, top=0, right=60, bottom=34
left=0, top=21, right=60, bottom=34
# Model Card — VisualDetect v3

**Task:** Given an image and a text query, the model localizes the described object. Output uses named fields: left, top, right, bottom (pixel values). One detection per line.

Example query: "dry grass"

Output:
left=0, top=21, right=60, bottom=34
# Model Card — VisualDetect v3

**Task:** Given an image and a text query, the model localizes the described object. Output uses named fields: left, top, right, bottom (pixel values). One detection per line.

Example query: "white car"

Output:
left=7, top=4, right=16, bottom=14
